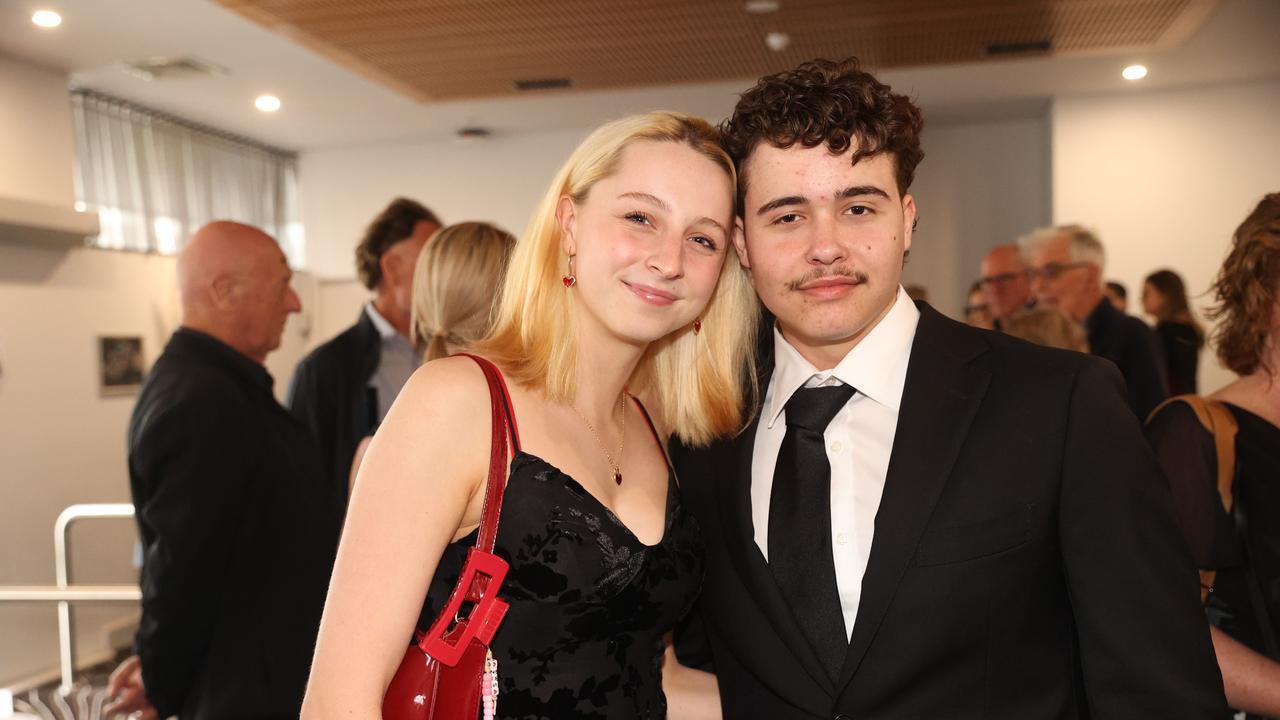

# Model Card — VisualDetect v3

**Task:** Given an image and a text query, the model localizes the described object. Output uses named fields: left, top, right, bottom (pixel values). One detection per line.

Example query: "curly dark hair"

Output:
left=1208, top=192, right=1280, bottom=376
left=355, top=198, right=441, bottom=290
left=721, top=57, right=925, bottom=212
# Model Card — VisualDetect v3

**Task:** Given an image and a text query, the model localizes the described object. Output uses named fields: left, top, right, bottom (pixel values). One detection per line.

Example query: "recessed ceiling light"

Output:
left=32, top=10, right=62, bottom=28
left=254, top=95, right=281, bottom=113
left=765, top=31, right=791, bottom=52
left=1122, top=64, right=1148, bottom=81
left=744, top=0, right=781, bottom=13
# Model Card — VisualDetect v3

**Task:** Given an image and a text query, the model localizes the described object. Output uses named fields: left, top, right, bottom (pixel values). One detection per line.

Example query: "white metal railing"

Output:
left=0, top=503, right=139, bottom=694
left=0, top=586, right=140, bottom=602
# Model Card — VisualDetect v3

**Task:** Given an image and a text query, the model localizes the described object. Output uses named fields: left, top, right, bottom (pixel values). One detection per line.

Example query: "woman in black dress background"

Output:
left=1142, top=268, right=1204, bottom=395
left=1147, top=193, right=1280, bottom=718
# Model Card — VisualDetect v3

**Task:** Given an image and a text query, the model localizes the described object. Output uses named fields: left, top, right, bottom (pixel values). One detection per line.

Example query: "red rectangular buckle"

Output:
left=419, top=548, right=509, bottom=666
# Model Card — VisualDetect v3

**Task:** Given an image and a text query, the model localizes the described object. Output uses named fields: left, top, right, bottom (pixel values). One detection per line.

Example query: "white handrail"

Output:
left=0, top=586, right=141, bottom=602
left=52, top=503, right=136, bottom=694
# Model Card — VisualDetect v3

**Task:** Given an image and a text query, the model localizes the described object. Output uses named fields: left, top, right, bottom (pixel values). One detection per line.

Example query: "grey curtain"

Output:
left=70, top=88, right=303, bottom=264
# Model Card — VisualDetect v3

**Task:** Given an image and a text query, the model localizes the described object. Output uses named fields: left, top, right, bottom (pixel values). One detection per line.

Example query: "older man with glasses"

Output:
left=1020, top=224, right=1169, bottom=418
left=978, top=244, right=1035, bottom=323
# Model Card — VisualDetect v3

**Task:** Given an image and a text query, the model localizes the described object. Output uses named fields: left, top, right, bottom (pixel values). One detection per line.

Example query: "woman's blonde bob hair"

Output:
left=1000, top=306, right=1090, bottom=354
left=473, top=111, right=758, bottom=447
left=410, top=221, right=517, bottom=362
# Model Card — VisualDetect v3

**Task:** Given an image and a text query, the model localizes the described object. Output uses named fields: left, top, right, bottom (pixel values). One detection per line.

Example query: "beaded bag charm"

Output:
left=481, top=649, right=500, bottom=720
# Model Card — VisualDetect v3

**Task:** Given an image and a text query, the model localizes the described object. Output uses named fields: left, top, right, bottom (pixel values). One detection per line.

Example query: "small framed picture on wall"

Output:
left=99, top=336, right=144, bottom=396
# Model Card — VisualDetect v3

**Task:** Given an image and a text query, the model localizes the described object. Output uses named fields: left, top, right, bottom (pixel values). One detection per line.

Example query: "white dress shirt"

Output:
left=752, top=286, right=919, bottom=638
left=364, top=302, right=422, bottom=423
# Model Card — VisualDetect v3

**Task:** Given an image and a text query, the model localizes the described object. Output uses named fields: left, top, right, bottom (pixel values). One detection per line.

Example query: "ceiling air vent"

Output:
left=983, top=39, right=1053, bottom=57
left=120, top=56, right=229, bottom=82
left=513, top=77, right=574, bottom=92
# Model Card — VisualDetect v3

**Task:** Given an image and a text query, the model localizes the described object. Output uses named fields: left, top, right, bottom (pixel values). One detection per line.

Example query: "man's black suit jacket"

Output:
left=128, top=329, right=342, bottom=719
left=672, top=304, right=1226, bottom=719
left=1085, top=297, right=1169, bottom=420
left=286, top=309, right=381, bottom=508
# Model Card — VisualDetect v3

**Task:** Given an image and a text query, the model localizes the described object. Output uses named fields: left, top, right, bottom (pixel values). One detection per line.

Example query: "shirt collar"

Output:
left=170, top=327, right=275, bottom=395
left=764, top=285, right=920, bottom=429
left=363, top=301, right=399, bottom=341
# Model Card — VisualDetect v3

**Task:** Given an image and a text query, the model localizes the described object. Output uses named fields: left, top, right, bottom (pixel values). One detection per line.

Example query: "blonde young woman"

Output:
left=304, top=112, right=757, bottom=720
left=347, top=222, right=517, bottom=489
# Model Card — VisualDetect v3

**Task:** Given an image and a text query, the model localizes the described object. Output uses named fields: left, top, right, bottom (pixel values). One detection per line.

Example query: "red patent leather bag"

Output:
left=383, top=354, right=516, bottom=720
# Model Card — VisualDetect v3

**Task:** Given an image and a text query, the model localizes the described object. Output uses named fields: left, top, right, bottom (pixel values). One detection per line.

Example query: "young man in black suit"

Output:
left=671, top=58, right=1227, bottom=719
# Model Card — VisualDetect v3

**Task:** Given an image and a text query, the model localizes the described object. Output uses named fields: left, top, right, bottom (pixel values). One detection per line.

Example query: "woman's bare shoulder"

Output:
left=394, top=355, right=493, bottom=423
left=365, top=355, right=499, bottom=484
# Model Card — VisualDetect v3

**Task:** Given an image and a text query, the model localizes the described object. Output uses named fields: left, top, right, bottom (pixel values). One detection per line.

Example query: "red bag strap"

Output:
left=455, top=353, right=520, bottom=554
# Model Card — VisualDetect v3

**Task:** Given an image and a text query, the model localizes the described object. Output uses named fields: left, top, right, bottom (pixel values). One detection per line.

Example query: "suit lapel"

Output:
left=836, top=305, right=993, bottom=692
left=717, top=377, right=839, bottom=697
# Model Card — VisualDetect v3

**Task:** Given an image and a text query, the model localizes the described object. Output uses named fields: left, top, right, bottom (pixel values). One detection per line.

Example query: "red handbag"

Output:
left=383, top=354, right=516, bottom=720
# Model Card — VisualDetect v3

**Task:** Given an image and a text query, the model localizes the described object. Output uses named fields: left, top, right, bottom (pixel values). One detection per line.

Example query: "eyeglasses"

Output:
left=1029, top=261, right=1090, bottom=280
left=964, top=303, right=990, bottom=315
left=979, top=270, right=1030, bottom=287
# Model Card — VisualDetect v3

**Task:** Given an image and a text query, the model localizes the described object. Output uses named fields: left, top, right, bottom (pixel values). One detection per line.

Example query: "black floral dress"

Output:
left=420, top=400, right=704, bottom=720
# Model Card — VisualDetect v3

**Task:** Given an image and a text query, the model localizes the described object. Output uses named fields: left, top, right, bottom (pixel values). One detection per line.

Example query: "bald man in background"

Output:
left=106, top=222, right=341, bottom=720
left=979, top=244, right=1035, bottom=324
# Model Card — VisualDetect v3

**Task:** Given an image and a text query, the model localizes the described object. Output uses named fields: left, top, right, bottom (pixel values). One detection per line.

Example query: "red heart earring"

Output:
left=693, top=319, right=702, bottom=334
left=562, top=254, right=576, bottom=288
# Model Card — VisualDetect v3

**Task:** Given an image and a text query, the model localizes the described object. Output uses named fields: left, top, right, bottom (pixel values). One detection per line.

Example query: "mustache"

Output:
left=786, top=268, right=869, bottom=292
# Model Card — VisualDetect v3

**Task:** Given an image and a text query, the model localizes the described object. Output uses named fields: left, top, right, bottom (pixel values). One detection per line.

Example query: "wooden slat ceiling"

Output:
left=214, top=0, right=1223, bottom=102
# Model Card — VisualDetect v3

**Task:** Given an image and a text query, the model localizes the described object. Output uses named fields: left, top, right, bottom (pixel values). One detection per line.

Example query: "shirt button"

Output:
left=836, top=533, right=848, bottom=546
left=829, top=441, right=843, bottom=453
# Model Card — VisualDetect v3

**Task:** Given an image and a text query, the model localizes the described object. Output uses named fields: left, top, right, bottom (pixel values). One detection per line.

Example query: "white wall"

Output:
left=0, top=56, right=76, bottom=206
left=0, top=54, right=142, bottom=688
left=1053, top=78, right=1280, bottom=394
left=299, top=127, right=596, bottom=346
left=905, top=117, right=1052, bottom=316
left=302, top=127, right=593, bottom=281
left=0, top=55, right=316, bottom=687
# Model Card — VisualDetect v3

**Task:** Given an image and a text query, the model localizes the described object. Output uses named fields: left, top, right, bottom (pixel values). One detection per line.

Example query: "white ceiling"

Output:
left=0, top=0, right=1277, bottom=151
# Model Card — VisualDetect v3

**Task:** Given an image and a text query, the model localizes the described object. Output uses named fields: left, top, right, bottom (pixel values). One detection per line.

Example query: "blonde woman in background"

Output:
left=347, top=221, right=517, bottom=489
left=305, top=111, right=758, bottom=720
left=410, top=221, right=517, bottom=361
left=1000, top=305, right=1090, bottom=353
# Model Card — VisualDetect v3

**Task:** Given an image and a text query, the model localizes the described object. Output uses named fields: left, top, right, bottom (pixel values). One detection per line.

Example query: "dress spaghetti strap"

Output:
left=629, top=396, right=671, bottom=468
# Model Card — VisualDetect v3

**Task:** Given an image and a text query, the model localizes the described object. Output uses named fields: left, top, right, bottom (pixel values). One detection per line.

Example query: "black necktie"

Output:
left=769, top=382, right=856, bottom=678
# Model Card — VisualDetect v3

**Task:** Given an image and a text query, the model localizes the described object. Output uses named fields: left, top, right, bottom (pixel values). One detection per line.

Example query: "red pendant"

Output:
left=613, top=471, right=623, bottom=485
left=562, top=275, right=576, bottom=287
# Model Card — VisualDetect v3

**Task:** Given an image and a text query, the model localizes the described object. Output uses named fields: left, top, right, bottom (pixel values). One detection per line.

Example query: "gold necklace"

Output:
left=572, top=392, right=628, bottom=485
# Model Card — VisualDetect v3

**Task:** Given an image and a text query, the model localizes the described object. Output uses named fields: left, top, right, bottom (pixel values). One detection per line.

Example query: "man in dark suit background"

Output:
left=672, top=58, right=1226, bottom=719
left=106, top=222, right=341, bottom=720
left=287, top=197, right=440, bottom=505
